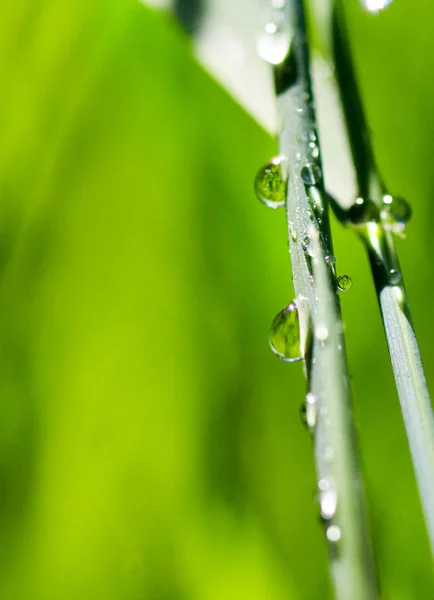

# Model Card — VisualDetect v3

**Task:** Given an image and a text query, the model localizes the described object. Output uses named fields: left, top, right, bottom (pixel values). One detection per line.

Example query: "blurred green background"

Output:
left=0, top=1, right=433, bottom=598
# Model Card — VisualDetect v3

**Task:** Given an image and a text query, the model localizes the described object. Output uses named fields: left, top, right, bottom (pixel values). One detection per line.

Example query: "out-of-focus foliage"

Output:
left=0, top=1, right=432, bottom=599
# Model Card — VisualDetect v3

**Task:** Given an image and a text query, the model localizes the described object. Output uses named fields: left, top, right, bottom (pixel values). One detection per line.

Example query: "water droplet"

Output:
left=301, top=163, right=322, bottom=185
left=318, top=477, right=337, bottom=520
left=389, top=269, right=401, bottom=285
left=347, top=197, right=380, bottom=225
left=296, top=107, right=304, bottom=114
left=381, top=195, right=412, bottom=233
left=325, top=255, right=336, bottom=266
left=257, top=21, right=291, bottom=65
left=269, top=302, right=302, bottom=362
left=326, top=525, right=341, bottom=543
left=302, top=236, right=314, bottom=257
left=309, top=145, right=319, bottom=159
left=315, top=324, right=329, bottom=342
left=361, top=0, right=394, bottom=13
left=255, top=156, right=287, bottom=208
left=301, top=392, right=318, bottom=431
left=289, top=221, right=298, bottom=241
left=337, top=274, right=353, bottom=292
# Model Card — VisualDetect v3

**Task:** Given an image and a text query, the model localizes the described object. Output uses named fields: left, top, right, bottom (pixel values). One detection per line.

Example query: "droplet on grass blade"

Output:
left=269, top=302, right=302, bottom=362
left=255, top=156, right=288, bottom=208
left=257, top=21, right=291, bottom=66
left=337, top=274, right=353, bottom=292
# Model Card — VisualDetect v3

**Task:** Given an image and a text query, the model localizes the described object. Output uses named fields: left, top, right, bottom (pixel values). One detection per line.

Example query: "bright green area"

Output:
left=0, top=1, right=432, bottom=599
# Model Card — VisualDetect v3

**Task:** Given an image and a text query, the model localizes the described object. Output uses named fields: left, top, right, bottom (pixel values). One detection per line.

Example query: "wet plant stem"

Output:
left=333, top=4, right=434, bottom=555
left=274, top=2, right=379, bottom=598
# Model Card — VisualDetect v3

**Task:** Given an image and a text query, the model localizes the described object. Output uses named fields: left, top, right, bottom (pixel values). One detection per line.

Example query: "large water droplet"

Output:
left=326, top=525, right=341, bottom=543
left=347, top=197, right=380, bottom=225
left=318, top=477, right=338, bottom=520
left=361, top=0, right=394, bottom=13
left=337, top=274, right=353, bottom=292
left=381, top=195, right=412, bottom=233
left=301, top=163, right=322, bottom=185
left=269, top=302, right=302, bottom=362
left=257, top=21, right=291, bottom=65
left=255, top=156, right=287, bottom=208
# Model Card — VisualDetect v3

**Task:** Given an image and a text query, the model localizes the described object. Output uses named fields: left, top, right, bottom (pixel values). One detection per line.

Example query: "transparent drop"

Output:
left=255, top=156, right=287, bottom=208
left=315, top=324, right=329, bottom=342
left=301, top=392, right=318, bottom=431
left=257, top=22, right=291, bottom=65
left=347, top=197, right=380, bottom=225
left=289, top=221, right=298, bottom=242
left=326, top=525, right=341, bottom=543
left=361, top=0, right=394, bottom=13
left=325, top=255, right=336, bottom=266
left=301, top=163, right=322, bottom=185
left=269, top=302, right=302, bottom=362
left=389, top=269, right=402, bottom=285
left=381, top=195, right=412, bottom=233
left=337, top=274, right=353, bottom=292
left=302, top=236, right=314, bottom=257
left=318, top=477, right=337, bottom=520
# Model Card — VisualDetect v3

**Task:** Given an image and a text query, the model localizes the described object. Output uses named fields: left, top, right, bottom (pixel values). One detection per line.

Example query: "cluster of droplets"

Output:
left=257, top=0, right=291, bottom=66
left=347, top=194, right=412, bottom=235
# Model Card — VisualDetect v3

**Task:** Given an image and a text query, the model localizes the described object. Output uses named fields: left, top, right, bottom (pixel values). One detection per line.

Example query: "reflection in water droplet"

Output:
left=381, top=195, right=412, bottom=233
left=326, top=525, right=341, bottom=543
left=269, top=302, right=302, bottom=362
left=337, top=274, right=353, bottom=292
left=301, top=163, right=322, bottom=185
left=315, top=324, right=329, bottom=342
left=257, top=21, right=291, bottom=65
left=319, top=477, right=337, bottom=520
left=347, top=197, right=380, bottom=225
left=255, top=156, right=287, bottom=208
left=361, top=0, right=394, bottom=13
left=389, top=269, right=401, bottom=285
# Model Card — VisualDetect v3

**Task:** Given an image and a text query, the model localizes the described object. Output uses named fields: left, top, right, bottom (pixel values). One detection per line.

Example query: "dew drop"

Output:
left=269, top=302, right=302, bottom=362
left=381, top=195, right=412, bottom=233
left=326, top=525, right=341, bottom=543
left=315, top=324, right=329, bottom=342
left=389, top=269, right=401, bottom=285
left=318, top=477, right=337, bottom=520
left=361, top=0, right=394, bottom=13
left=325, top=255, right=336, bottom=266
left=301, top=392, right=318, bottom=431
left=302, top=236, right=314, bottom=257
left=301, top=163, right=322, bottom=185
left=337, top=274, right=353, bottom=292
left=255, top=156, right=287, bottom=208
left=347, top=197, right=380, bottom=225
left=257, top=21, right=291, bottom=65
left=289, top=221, right=298, bottom=242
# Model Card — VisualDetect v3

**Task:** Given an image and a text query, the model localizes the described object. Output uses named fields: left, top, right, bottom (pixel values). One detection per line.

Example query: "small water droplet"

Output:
left=318, top=477, right=337, bottom=520
left=257, top=21, right=291, bottom=65
left=269, top=302, right=302, bottom=362
left=301, top=392, right=318, bottom=431
left=381, top=195, right=412, bottom=233
left=289, top=221, right=298, bottom=241
left=302, top=236, right=314, bottom=257
left=315, top=324, right=329, bottom=342
left=347, top=197, right=380, bottom=225
left=295, top=152, right=302, bottom=162
left=361, top=0, right=394, bottom=13
left=309, top=145, right=319, bottom=159
left=389, top=269, right=401, bottom=285
left=337, top=274, right=353, bottom=292
left=326, top=525, right=341, bottom=543
left=255, top=156, right=287, bottom=208
left=301, top=163, right=322, bottom=185
left=296, top=107, right=304, bottom=114
left=325, top=255, right=336, bottom=266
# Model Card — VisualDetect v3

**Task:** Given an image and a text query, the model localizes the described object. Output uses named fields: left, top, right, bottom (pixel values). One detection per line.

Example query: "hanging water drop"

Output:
left=269, top=302, right=302, bottom=362
left=326, top=525, right=341, bottom=543
left=337, top=274, right=353, bottom=292
left=255, top=156, right=287, bottom=208
left=301, top=163, right=322, bottom=185
left=389, top=269, right=402, bottom=285
left=318, top=477, right=338, bottom=520
left=381, top=195, right=412, bottom=233
left=347, top=197, right=380, bottom=225
left=257, top=21, right=291, bottom=66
